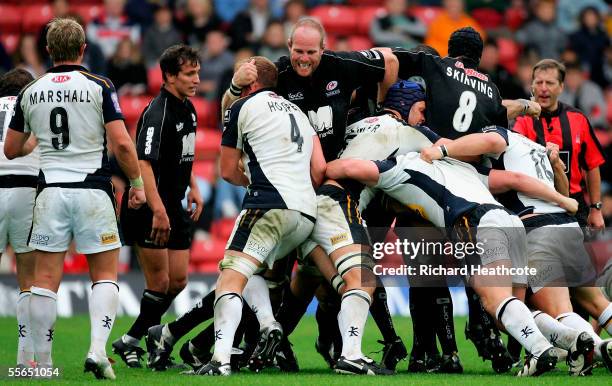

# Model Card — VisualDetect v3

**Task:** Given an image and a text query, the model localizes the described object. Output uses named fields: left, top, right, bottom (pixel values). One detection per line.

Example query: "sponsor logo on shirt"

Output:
left=51, top=75, right=71, bottom=83
left=111, top=92, right=122, bottom=113
left=454, top=61, right=489, bottom=82
left=100, top=232, right=118, bottom=245
left=325, top=80, right=340, bottom=97
left=287, top=91, right=304, bottom=101
left=330, top=233, right=348, bottom=245
left=144, top=126, right=154, bottom=155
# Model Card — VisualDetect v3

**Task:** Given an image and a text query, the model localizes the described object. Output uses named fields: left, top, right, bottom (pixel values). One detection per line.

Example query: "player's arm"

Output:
left=326, top=159, right=379, bottom=186
left=488, top=169, right=578, bottom=214
left=581, top=119, right=606, bottom=230
left=221, top=59, right=257, bottom=116
left=4, top=129, right=31, bottom=159
left=546, top=142, right=569, bottom=197
left=421, top=131, right=507, bottom=163
left=373, top=47, right=399, bottom=104
left=585, top=167, right=604, bottom=230
left=186, top=173, right=204, bottom=221
left=138, top=159, right=171, bottom=245
left=502, top=99, right=541, bottom=120
left=310, top=135, right=326, bottom=188
left=220, top=145, right=249, bottom=187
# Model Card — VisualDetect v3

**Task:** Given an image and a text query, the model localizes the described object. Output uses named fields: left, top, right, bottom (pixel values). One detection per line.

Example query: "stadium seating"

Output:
left=348, top=36, right=373, bottom=51
left=0, top=5, right=22, bottom=34
left=409, top=5, right=442, bottom=27
left=118, top=95, right=152, bottom=134
left=471, top=8, right=503, bottom=30
left=497, top=37, right=520, bottom=75
left=0, top=34, right=19, bottom=54
left=71, top=4, right=104, bottom=25
left=147, top=66, right=163, bottom=95
left=347, top=0, right=384, bottom=5
left=191, top=97, right=218, bottom=128
left=191, top=238, right=225, bottom=272
left=22, top=5, right=53, bottom=34
left=195, top=128, right=221, bottom=160
left=310, top=5, right=358, bottom=36
left=356, top=6, right=386, bottom=36
left=192, top=159, right=216, bottom=183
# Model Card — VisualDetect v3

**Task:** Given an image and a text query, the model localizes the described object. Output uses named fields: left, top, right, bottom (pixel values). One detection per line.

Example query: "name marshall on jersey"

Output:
left=446, top=61, right=494, bottom=99
left=28, top=89, right=93, bottom=105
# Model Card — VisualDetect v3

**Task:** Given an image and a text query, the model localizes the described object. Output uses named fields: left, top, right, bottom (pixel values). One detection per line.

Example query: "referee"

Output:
left=113, top=44, right=203, bottom=369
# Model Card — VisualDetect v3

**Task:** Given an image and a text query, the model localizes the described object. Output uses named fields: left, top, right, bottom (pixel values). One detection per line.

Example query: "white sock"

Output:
left=211, top=292, right=243, bottom=364
left=338, top=289, right=371, bottom=360
left=557, top=312, right=603, bottom=359
left=532, top=311, right=579, bottom=350
left=88, top=281, right=119, bottom=359
left=496, top=297, right=551, bottom=357
left=242, top=275, right=275, bottom=329
left=29, top=286, right=57, bottom=366
left=16, top=291, right=34, bottom=366
left=597, top=303, right=612, bottom=336
left=161, top=324, right=175, bottom=345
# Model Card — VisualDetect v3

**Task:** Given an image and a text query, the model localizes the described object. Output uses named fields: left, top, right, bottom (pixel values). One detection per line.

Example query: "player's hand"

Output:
left=546, top=142, right=566, bottom=170
left=127, top=187, right=146, bottom=209
left=233, top=59, right=257, bottom=88
left=420, top=146, right=443, bottom=163
left=587, top=209, right=605, bottom=232
left=525, top=100, right=541, bottom=119
left=151, top=209, right=171, bottom=246
left=187, top=187, right=204, bottom=222
left=560, top=197, right=579, bottom=214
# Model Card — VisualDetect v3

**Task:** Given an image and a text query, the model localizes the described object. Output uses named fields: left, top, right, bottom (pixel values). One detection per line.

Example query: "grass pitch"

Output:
left=0, top=315, right=609, bottom=385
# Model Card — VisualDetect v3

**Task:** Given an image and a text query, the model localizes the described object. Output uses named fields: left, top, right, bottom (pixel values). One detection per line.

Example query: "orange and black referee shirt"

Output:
left=513, top=102, right=605, bottom=195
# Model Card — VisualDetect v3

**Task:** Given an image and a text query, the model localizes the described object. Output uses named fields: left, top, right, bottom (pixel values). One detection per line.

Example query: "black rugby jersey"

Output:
left=135, top=87, right=197, bottom=203
left=275, top=50, right=386, bottom=161
left=393, top=49, right=507, bottom=139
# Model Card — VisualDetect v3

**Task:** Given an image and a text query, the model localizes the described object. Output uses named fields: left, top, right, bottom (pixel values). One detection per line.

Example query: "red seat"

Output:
left=356, top=6, right=386, bottom=36
left=191, top=97, right=218, bottom=128
left=310, top=6, right=358, bottom=36
left=409, top=5, right=442, bottom=27
left=0, top=5, right=22, bottom=34
left=71, top=4, right=104, bottom=25
left=497, top=37, right=519, bottom=75
left=195, top=128, right=221, bottom=160
left=118, top=95, right=152, bottom=135
left=471, top=8, right=503, bottom=30
left=147, top=66, right=163, bottom=95
left=348, top=36, right=373, bottom=51
left=348, top=0, right=384, bottom=5
left=22, top=5, right=53, bottom=34
left=505, top=7, right=527, bottom=31
left=192, top=159, right=216, bottom=183
left=191, top=238, right=226, bottom=265
left=211, top=218, right=237, bottom=241
left=0, top=34, right=19, bottom=54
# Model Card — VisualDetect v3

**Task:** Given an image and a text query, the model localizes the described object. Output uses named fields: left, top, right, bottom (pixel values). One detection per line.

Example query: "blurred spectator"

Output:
left=87, top=0, right=141, bottom=59
left=180, top=0, right=223, bottom=48
left=107, top=38, right=148, bottom=95
left=213, top=178, right=246, bottom=220
left=560, top=61, right=608, bottom=129
left=569, top=6, right=610, bottom=88
left=283, top=0, right=307, bottom=39
left=465, top=0, right=507, bottom=12
left=125, top=0, right=156, bottom=30
left=515, top=53, right=538, bottom=98
left=516, top=0, right=566, bottom=60
left=13, top=35, right=46, bottom=78
left=198, top=30, right=234, bottom=98
left=37, top=0, right=70, bottom=67
left=229, top=0, right=273, bottom=51
left=370, top=0, right=426, bottom=49
left=0, top=42, right=13, bottom=75
left=143, top=3, right=182, bottom=68
left=505, top=0, right=528, bottom=31
left=556, top=0, right=608, bottom=34
left=478, top=39, right=525, bottom=99
left=605, top=46, right=612, bottom=86
left=560, top=47, right=580, bottom=65
left=334, top=36, right=351, bottom=52
left=424, top=0, right=485, bottom=57
left=216, top=47, right=255, bottom=108
left=258, top=21, right=289, bottom=61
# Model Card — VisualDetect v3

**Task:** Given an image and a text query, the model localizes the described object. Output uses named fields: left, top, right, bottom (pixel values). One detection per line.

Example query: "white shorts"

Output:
left=299, top=185, right=370, bottom=259
left=226, top=208, right=314, bottom=269
left=29, top=187, right=121, bottom=254
left=0, top=187, right=36, bottom=253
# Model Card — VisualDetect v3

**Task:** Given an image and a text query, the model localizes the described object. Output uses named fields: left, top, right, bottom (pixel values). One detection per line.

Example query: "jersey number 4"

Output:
left=289, top=113, right=303, bottom=152
left=50, top=107, right=70, bottom=150
left=452, top=91, right=477, bottom=132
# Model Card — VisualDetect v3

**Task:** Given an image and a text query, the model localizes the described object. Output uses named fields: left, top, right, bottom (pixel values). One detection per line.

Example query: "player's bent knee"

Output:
left=219, top=252, right=261, bottom=280
left=169, top=277, right=188, bottom=294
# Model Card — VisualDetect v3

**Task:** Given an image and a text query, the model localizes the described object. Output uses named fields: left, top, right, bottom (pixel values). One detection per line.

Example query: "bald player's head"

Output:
left=288, top=17, right=326, bottom=77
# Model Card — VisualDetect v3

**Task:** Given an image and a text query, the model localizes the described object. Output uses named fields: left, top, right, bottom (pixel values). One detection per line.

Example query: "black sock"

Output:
left=507, top=335, right=522, bottom=361
left=191, top=323, right=215, bottom=353
left=168, top=289, right=215, bottom=339
left=126, top=290, right=173, bottom=340
left=240, top=304, right=260, bottom=351
left=316, top=298, right=341, bottom=347
left=370, top=286, right=399, bottom=342
left=409, top=286, right=437, bottom=358
left=431, top=286, right=458, bottom=354
left=275, top=286, right=311, bottom=337
left=465, top=287, right=496, bottom=330
left=571, top=297, right=590, bottom=321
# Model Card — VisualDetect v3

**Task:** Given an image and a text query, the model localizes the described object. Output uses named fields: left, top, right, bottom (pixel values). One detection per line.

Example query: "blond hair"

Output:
left=46, top=18, right=86, bottom=63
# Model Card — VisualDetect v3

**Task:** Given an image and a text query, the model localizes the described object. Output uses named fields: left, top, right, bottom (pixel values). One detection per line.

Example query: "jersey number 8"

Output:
left=50, top=107, right=70, bottom=150
left=452, top=91, right=477, bottom=132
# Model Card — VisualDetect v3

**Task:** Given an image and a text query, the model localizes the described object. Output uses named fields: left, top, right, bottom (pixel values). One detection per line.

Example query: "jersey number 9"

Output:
left=50, top=107, right=70, bottom=150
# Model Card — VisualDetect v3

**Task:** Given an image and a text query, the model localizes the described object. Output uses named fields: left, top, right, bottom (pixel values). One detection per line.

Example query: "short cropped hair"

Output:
left=46, top=18, right=86, bottom=63
left=159, top=44, right=200, bottom=82
left=289, top=17, right=326, bottom=48
left=532, top=59, right=566, bottom=83
left=0, top=69, right=34, bottom=97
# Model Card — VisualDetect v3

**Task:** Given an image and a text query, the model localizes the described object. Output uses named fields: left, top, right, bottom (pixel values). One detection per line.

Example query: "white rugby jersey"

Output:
left=9, top=65, right=123, bottom=184
left=339, top=114, right=438, bottom=160
left=483, top=127, right=563, bottom=215
left=375, top=152, right=500, bottom=227
left=0, top=96, right=38, bottom=176
left=222, top=88, right=317, bottom=217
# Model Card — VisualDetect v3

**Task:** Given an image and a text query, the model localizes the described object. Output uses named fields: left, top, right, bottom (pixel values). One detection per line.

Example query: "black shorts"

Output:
left=120, top=195, right=192, bottom=250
